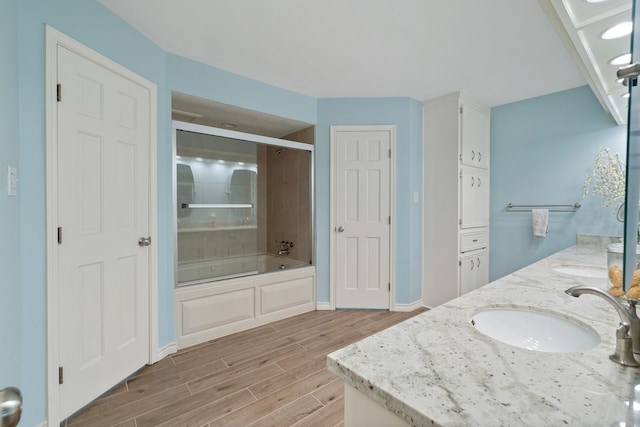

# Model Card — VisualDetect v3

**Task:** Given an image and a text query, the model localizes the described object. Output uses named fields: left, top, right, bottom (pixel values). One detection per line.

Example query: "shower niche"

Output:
left=175, top=125, right=313, bottom=286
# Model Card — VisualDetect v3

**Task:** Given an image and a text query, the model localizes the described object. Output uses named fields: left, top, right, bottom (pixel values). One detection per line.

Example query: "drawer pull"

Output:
left=472, top=239, right=478, bottom=242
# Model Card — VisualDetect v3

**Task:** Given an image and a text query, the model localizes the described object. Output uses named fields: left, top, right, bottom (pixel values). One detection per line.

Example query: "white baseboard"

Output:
left=153, top=342, right=177, bottom=363
left=316, top=302, right=333, bottom=310
left=316, top=301, right=426, bottom=312
left=36, top=420, right=48, bottom=427
left=394, top=300, right=425, bottom=312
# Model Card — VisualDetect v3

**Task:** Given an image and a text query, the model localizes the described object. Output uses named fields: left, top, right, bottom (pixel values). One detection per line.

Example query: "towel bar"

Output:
left=506, top=203, right=581, bottom=213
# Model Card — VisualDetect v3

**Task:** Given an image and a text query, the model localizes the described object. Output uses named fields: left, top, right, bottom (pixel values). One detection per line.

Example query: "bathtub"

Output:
left=177, top=253, right=308, bottom=286
left=175, top=254, right=315, bottom=349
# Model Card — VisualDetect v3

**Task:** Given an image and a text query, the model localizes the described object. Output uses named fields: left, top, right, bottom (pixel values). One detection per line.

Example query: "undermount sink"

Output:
left=470, top=307, right=600, bottom=353
left=552, top=264, right=607, bottom=279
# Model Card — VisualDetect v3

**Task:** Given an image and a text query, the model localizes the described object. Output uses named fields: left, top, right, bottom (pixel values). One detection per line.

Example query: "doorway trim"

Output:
left=45, top=25, right=159, bottom=425
left=329, top=125, right=396, bottom=310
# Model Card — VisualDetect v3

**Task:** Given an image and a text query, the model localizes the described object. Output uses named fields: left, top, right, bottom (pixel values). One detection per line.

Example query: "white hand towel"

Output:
left=532, top=209, right=549, bottom=237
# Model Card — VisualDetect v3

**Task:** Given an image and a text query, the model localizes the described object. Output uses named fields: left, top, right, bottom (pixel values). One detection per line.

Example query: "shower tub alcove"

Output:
left=173, top=121, right=315, bottom=349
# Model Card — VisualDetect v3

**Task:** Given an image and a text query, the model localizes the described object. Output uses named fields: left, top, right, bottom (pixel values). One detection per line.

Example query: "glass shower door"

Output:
left=176, top=129, right=259, bottom=284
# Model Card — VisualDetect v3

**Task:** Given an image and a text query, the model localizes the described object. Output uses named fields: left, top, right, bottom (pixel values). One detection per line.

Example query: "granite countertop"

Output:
left=327, top=237, right=640, bottom=426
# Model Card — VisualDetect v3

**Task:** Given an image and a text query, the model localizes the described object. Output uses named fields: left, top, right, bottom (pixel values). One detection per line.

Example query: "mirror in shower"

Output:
left=175, top=127, right=313, bottom=286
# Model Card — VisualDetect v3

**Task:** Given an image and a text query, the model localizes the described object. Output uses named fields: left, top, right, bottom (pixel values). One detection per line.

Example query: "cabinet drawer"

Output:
left=460, top=229, right=488, bottom=252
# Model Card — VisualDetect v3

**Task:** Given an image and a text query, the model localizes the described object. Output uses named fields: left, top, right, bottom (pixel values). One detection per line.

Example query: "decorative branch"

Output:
left=582, top=147, right=625, bottom=208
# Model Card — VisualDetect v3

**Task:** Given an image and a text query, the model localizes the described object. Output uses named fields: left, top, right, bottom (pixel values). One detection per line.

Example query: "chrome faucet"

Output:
left=565, top=285, right=640, bottom=367
left=277, top=241, right=293, bottom=255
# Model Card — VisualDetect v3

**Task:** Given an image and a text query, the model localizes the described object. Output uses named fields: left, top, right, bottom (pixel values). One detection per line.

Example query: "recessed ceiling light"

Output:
left=196, top=157, right=204, bottom=162
left=610, top=53, right=632, bottom=66
left=218, top=160, right=225, bottom=164
left=238, top=162, right=245, bottom=165
left=176, top=155, right=182, bottom=159
left=622, top=92, right=630, bottom=99
left=223, top=122, right=239, bottom=129
left=601, top=22, right=632, bottom=40
left=585, top=0, right=608, bottom=3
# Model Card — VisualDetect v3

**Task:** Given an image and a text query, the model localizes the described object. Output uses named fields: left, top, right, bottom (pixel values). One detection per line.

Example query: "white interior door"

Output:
left=57, top=45, right=151, bottom=419
left=334, top=128, right=391, bottom=309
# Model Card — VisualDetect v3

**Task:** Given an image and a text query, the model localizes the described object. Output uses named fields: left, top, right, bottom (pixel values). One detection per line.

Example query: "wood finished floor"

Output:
left=63, top=308, right=427, bottom=427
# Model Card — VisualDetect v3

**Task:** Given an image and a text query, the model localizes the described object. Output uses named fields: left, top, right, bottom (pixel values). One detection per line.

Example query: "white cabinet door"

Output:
left=460, top=168, right=489, bottom=229
left=475, top=169, right=489, bottom=226
left=459, top=253, right=476, bottom=296
left=460, top=101, right=490, bottom=169
left=476, top=250, right=489, bottom=288
left=459, top=249, right=488, bottom=296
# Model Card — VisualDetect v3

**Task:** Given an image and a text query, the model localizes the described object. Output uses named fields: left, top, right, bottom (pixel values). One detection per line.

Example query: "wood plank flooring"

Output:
left=64, top=308, right=427, bottom=427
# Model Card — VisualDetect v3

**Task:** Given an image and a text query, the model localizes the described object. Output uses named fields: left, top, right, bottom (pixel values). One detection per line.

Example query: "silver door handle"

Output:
left=0, top=387, right=22, bottom=427
left=470, top=259, right=475, bottom=270
left=336, top=226, right=345, bottom=232
left=138, top=236, right=151, bottom=247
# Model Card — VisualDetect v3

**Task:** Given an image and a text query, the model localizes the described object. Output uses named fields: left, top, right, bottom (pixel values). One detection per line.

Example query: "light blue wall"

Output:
left=0, top=0, right=22, bottom=393
left=166, top=54, right=317, bottom=125
left=14, top=1, right=318, bottom=425
left=490, top=86, right=627, bottom=281
left=17, top=2, right=167, bottom=424
left=316, top=98, right=423, bottom=305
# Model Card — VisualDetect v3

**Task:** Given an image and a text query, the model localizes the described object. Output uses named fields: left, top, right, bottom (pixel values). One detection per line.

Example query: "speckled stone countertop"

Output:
left=327, top=236, right=640, bottom=426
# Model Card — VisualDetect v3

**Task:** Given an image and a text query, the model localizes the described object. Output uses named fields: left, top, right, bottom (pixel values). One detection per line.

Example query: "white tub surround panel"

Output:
left=328, top=243, right=639, bottom=426
left=175, top=266, right=315, bottom=348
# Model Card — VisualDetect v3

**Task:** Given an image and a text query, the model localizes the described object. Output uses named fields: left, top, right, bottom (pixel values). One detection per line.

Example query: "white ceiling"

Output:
left=99, top=0, right=591, bottom=108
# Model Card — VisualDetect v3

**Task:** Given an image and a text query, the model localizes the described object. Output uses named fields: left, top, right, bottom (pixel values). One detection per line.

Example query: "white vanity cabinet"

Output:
left=423, top=92, right=490, bottom=307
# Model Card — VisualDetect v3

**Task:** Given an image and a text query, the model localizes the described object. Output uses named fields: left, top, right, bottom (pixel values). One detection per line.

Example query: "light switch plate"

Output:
left=413, top=191, right=419, bottom=204
left=8, top=165, right=17, bottom=196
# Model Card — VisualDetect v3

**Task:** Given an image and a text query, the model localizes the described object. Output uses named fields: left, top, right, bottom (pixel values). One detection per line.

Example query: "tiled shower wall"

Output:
left=265, top=127, right=314, bottom=263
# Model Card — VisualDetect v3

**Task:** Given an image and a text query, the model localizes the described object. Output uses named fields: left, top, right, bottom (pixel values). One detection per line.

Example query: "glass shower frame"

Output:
left=172, top=120, right=315, bottom=287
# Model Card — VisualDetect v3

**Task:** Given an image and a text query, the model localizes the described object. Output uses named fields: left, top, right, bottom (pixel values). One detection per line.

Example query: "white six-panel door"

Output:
left=333, top=128, right=392, bottom=309
left=56, top=45, right=151, bottom=419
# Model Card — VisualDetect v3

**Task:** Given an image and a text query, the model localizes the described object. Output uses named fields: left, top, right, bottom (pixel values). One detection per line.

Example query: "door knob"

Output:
left=138, top=236, right=151, bottom=247
left=0, top=387, right=22, bottom=427
left=336, top=226, right=345, bottom=232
